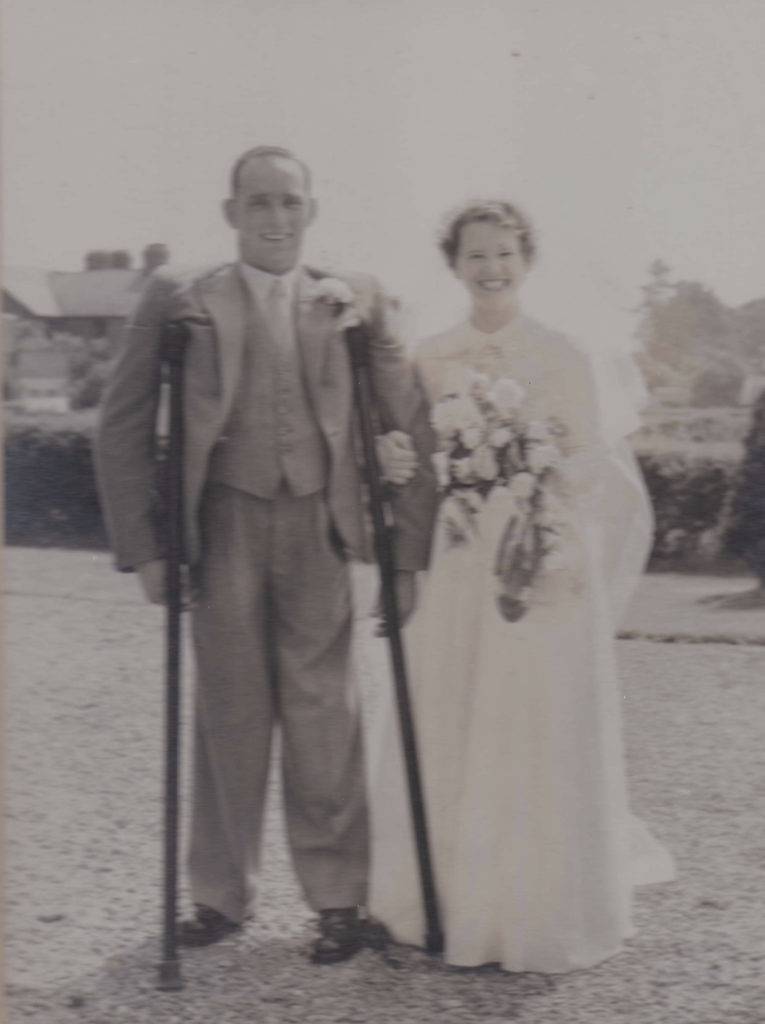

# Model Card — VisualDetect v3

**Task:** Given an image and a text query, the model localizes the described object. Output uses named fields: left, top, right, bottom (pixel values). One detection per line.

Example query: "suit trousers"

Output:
left=188, top=483, right=369, bottom=922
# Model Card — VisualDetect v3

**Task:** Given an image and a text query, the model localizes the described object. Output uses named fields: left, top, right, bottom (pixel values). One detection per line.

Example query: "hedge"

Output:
left=2, top=423, right=748, bottom=569
left=635, top=448, right=742, bottom=569
left=4, top=424, right=108, bottom=549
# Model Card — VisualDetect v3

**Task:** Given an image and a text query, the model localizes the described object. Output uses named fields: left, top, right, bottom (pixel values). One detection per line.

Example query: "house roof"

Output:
left=2, top=267, right=60, bottom=316
left=49, top=269, right=145, bottom=317
left=3, top=267, right=147, bottom=318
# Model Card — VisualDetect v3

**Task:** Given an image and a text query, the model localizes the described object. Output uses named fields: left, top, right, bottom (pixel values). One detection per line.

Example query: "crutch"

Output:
left=344, top=324, right=444, bottom=955
left=156, top=319, right=190, bottom=990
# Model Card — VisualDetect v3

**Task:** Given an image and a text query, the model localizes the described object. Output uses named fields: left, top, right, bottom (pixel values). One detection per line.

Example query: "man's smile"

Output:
left=478, top=279, right=510, bottom=291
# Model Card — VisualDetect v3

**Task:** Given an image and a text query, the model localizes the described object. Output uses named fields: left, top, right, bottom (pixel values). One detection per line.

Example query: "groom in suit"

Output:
left=96, top=145, right=436, bottom=963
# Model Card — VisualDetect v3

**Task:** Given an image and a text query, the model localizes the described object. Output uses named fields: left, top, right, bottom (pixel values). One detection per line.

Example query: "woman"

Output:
left=367, top=200, right=674, bottom=973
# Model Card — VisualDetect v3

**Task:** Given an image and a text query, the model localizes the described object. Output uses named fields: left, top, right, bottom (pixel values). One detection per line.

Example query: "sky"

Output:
left=3, top=0, right=765, bottom=343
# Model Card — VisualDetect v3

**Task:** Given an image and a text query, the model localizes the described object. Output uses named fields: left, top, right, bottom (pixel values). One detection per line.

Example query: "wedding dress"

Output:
left=366, top=315, right=674, bottom=974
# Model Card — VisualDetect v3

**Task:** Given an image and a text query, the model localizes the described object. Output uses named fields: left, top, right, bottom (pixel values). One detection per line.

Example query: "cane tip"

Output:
left=156, top=961, right=184, bottom=990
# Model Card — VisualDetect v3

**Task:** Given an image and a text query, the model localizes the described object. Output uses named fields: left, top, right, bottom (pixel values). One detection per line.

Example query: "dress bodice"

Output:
left=415, top=315, right=600, bottom=458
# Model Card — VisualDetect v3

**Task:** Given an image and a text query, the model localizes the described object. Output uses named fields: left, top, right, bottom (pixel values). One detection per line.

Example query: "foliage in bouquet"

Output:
left=430, top=370, right=570, bottom=621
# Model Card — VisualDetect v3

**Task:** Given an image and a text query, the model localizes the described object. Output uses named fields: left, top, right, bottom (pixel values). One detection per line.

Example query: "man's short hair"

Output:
left=229, top=146, right=312, bottom=196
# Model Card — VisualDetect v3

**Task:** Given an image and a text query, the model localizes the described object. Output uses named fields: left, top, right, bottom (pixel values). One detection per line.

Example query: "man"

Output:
left=96, top=146, right=436, bottom=963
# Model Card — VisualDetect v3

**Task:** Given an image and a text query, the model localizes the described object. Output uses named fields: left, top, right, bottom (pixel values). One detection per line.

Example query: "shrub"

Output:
left=690, top=365, right=744, bottom=407
left=1, top=419, right=749, bottom=571
left=721, top=390, right=765, bottom=583
left=636, top=406, right=750, bottom=445
left=4, top=424, right=108, bottom=548
left=636, top=447, right=742, bottom=568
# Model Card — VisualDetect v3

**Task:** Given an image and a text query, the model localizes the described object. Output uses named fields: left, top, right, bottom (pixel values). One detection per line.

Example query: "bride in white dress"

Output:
left=367, top=200, right=674, bottom=974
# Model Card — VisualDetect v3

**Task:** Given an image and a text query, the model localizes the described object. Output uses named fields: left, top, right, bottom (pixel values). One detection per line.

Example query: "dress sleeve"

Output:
left=361, top=280, right=439, bottom=571
left=553, top=344, right=608, bottom=501
left=553, top=338, right=653, bottom=624
left=412, top=345, right=448, bottom=407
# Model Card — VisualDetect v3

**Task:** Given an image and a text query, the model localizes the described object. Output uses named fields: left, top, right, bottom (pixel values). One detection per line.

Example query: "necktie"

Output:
left=266, top=277, right=294, bottom=355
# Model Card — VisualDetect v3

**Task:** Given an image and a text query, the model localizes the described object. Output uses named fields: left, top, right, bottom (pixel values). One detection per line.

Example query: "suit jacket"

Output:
left=95, top=262, right=437, bottom=573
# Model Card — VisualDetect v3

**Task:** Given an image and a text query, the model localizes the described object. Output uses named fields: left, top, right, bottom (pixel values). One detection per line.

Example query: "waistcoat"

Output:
left=208, top=291, right=329, bottom=497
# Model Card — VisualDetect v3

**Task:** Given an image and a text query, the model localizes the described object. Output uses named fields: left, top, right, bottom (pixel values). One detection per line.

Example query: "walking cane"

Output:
left=344, top=324, right=444, bottom=955
left=156, top=320, right=189, bottom=991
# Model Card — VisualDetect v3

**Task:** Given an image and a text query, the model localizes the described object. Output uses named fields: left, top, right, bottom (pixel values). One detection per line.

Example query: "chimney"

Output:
left=85, top=251, right=110, bottom=270
left=142, top=243, right=170, bottom=274
left=110, top=250, right=132, bottom=269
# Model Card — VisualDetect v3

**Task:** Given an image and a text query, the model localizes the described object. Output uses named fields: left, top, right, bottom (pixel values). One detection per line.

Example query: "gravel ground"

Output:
left=4, top=549, right=765, bottom=1023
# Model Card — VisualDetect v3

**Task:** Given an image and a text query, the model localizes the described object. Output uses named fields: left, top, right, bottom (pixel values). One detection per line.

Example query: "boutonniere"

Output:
left=310, top=277, right=362, bottom=331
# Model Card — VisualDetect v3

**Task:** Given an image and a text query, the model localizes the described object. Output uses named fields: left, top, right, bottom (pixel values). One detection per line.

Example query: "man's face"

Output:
left=224, top=155, right=316, bottom=274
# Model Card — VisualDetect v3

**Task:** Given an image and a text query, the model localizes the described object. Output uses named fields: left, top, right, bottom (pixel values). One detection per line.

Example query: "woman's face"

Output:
left=452, top=221, right=528, bottom=307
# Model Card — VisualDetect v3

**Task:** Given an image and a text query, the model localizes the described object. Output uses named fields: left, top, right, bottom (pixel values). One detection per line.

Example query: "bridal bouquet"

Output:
left=430, top=370, right=571, bottom=622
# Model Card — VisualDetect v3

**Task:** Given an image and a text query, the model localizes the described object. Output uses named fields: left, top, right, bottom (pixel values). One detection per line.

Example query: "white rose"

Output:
left=452, top=457, right=476, bottom=484
left=489, top=426, right=513, bottom=448
left=432, top=395, right=484, bottom=438
left=468, top=371, right=491, bottom=398
left=312, top=278, right=361, bottom=329
left=526, top=442, right=561, bottom=474
left=450, top=395, right=484, bottom=432
left=431, top=398, right=460, bottom=439
left=465, top=490, right=484, bottom=512
left=432, top=451, right=450, bottom=488
left=460, top=425, right=483, bottom=450
left=509, top=471, right=535, bottom=499
left=316, top=277, right=356, bottom=305
left=525, top=419, right=550, bottom=443
left=489, top=377, right=526, bottom=411
left=472, top=445, right=498, bottom=481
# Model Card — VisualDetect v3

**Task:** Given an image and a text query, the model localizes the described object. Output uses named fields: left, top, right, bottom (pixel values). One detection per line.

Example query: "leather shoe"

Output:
left=363, top=916, right=391, bottom=951
left=311, top=907, right=364, bottom=964
left=177, top=905, right=241, bottom=947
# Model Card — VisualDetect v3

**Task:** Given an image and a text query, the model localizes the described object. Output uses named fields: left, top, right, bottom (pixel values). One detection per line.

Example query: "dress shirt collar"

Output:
left=238, top=261, right=299, bottom=309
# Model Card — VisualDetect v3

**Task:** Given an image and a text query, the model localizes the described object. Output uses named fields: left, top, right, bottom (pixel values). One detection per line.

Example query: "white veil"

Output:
left=522, top=257, right=653, bottom=627
left=479, top=252, right=653, bottom=628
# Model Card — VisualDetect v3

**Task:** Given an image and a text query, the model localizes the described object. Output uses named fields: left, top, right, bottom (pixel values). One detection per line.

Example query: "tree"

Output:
left=690, top=364, right=744, bottom=407
left=635, top=261, right=748, bottom=405
left=732, top=298, right=765, bottom=367
left=723, top=389, right=765, bottom=585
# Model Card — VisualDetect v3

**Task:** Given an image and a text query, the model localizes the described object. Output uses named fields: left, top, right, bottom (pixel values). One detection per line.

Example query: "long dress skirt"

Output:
left=366, top=452, right=674, bottom=974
